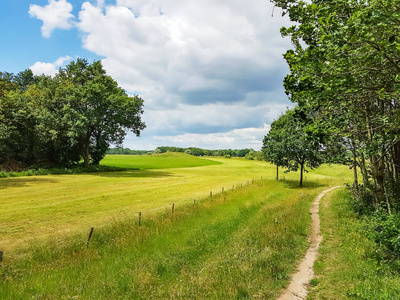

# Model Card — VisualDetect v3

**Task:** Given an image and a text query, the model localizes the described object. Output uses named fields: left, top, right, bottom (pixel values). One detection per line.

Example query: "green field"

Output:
left=100, top=152, right=222, bottom=169
left=1, top=153, right=271, bottom=250
left=0, top=153, right=354, bottom=299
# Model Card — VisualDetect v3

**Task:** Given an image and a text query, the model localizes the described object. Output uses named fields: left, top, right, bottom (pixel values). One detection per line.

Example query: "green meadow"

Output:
left=0, top=153, right=354, bottom=299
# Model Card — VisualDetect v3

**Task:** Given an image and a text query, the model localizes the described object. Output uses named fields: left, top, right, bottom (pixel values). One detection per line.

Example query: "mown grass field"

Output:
left=0, top=153, right=354, bottom=299
left=100, top=152, right=222, bottom=169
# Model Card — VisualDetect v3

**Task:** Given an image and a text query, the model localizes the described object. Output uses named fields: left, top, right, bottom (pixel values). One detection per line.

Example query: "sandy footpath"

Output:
left=278, top=186, right=340, bottom=300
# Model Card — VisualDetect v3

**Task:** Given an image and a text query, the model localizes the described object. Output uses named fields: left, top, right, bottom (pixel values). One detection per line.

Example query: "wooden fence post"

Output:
left=172, top=203, right=175, bottom=214
left=139, top=212, right=142, bottom=226
left=0, top=251, right=3, bottom=266
left=87, top=227, right=94, bottom=248
left=222, top=187, right=224, bottom=193
left=232, top=185, right=234, bottom=191
left=210, top=191, right=212, bottom=199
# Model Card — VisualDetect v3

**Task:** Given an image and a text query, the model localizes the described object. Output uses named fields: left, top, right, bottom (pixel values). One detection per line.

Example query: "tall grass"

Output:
left=0, top=156, right=353, bottom=299
left=308, top=188, right=400, bottom=299
left=1, top=179, right=326, bottom=299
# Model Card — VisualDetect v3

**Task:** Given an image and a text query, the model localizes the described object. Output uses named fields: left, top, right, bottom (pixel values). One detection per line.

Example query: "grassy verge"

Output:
left=1, top=180, right=315, bottom=299
left=308, top=188, right=400, bottom=299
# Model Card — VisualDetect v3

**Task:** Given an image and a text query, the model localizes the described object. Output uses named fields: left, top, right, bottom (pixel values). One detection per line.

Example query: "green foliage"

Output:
left=262, top=109, right=322, bottom=186
left=0, top=165, right=128, bottom=178
left=310, top=188, right=400, bottom=299
left=271, top=0, right=400, bottom=210
left=244, top=149, right=263, bottom=161
left=56, top=59, right=146, bottom=167
left=0, top=59, right=145, bottom=169
left=364, top=210, right=400, bottom=257
left=106, top=147, right=152, bottom=155
left=152, top=146, right=253, bottom=157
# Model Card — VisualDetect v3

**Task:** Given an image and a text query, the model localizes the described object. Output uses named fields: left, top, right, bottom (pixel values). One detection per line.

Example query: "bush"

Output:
left=365, top=209, right=400, bottom=257
left=349, top=183, right=376, bottom=215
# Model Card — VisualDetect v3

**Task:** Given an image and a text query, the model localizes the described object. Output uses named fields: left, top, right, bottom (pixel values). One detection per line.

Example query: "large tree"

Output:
left=271, top=0, right=400, bottom=210
left=0, top=59, right=145, bottom=169
left=56, top=59, right=146, bottom=167
left=262, top=109, right=322, bottom=186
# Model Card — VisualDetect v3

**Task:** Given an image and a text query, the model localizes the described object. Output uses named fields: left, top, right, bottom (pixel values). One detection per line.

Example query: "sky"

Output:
left=0, top=0, right=293, bottom=150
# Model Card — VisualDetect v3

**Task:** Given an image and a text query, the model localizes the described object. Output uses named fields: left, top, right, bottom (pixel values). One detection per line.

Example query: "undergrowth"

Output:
left=0, top=165, right=130, bottom=178
left=309, top=188, right=400, bottom=299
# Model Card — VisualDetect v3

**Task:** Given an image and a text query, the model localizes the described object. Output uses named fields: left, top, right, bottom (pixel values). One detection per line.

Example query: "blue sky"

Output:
left=0, top=0, right=292, bottom=150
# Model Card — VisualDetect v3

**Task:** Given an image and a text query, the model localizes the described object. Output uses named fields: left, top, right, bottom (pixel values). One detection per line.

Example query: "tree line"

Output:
left=263, top=0, right=400, bottom=212
left=0, top=59, right=145, bottom=170
left=107, top=146, right=264, bottom=160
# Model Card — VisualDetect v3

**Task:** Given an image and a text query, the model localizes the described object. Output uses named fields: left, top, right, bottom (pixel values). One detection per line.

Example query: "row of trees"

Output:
left=263, top=0, right=400, bottom=212
left=153, top=146, right=255, bottom=158
left=107, top=146, right=264, bottom=160
left=106, top=148, right=152, bottom=155
left=0, top=59, right=145, bottom=169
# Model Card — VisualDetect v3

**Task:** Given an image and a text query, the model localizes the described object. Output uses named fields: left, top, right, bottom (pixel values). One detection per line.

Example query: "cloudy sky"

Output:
left=1, top=0, right=292, bottom=150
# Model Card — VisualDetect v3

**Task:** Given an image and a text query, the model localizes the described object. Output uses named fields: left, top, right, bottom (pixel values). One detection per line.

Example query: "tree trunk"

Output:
left=81, top=136, right=91, bottom=168
left=364, top=101, right=384, bottom=206
left=300, top=163, right=304, bottom=187
left=276, top=165, right=279, bottom=181
left=370, top=154, right=385, bottom=207
left=82, top=146, right=90, bottom=168
left=358, top=151, right=369, bottom=185
left=351, top=140, right=358, bottom=192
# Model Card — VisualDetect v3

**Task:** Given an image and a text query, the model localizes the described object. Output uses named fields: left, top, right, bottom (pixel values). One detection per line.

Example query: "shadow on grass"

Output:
left=282, top=179, right=327, bottom=189
left=90, top=169, right=176, bottom=178
left=0, top=177, right=60, bottom=190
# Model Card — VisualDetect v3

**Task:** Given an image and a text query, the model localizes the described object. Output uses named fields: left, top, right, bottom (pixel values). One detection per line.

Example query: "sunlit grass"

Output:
left=0, top=154, right=354, bottom=298
left=1, top=177, right=339, bottom=299
left=101, top=152, right=222, bottom=169
left=308, top=189, right=400, bottom=299
left=0, top=156, right=351, bottom=251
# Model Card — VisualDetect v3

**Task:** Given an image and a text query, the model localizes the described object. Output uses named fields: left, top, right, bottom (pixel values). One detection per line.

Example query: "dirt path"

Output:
left=277, top=186, right=340, bottom=300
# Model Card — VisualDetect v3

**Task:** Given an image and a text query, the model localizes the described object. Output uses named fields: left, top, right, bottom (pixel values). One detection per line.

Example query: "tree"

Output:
left=56, top=59, right=146, bottom=167
left=0, top=59, right=145, bottom=170
left=262, top=109, right=322, bottom=186
left=262, top=117, right=288, bottom=180
left=271, top=0, right=400, bottom=210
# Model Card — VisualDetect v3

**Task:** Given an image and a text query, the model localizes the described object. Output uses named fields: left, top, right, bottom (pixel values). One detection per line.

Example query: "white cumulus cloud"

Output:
left=29, top=0, right=74, bottom=38
left=74, top=0, right=292, bottom=149
left=30, top=55, right=72, bottom=76
left=28, top=0, right=293, bottom=149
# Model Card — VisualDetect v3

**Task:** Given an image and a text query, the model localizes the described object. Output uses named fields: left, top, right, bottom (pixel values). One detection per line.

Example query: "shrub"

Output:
left=365, top=209, right=400, bottom=257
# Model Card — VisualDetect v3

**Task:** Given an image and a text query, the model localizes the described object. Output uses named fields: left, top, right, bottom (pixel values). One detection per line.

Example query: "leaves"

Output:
left=262, top=108, right=322, bottom=185
left=0, top=59, right=145, bottom=169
